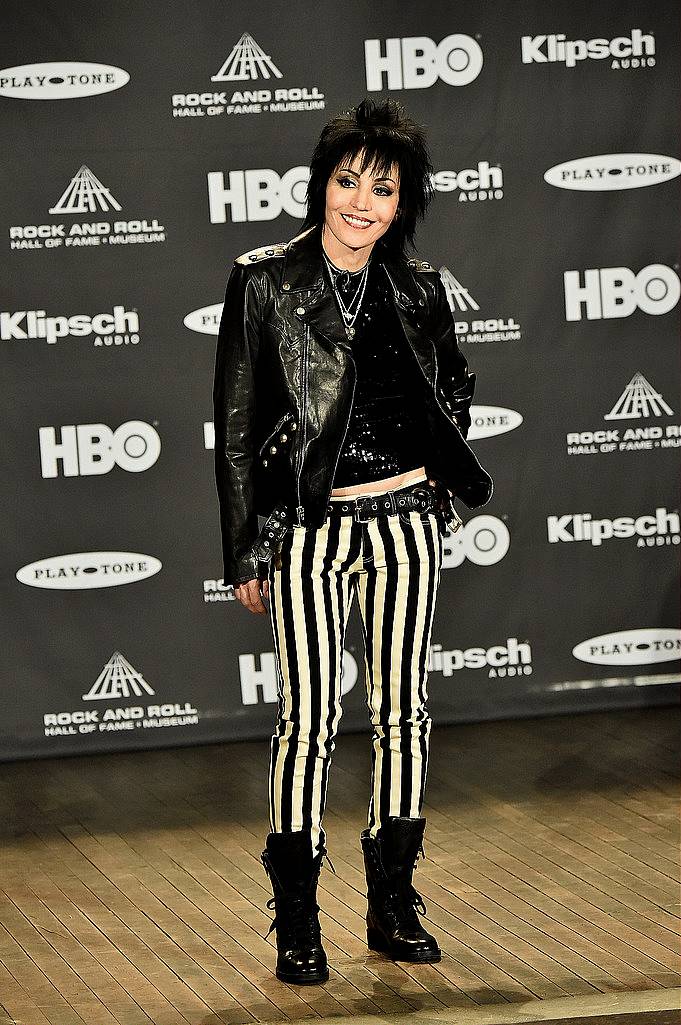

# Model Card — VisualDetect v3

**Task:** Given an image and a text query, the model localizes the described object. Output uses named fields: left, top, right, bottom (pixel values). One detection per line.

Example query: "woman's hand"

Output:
left=428, top=477, right=454, bottom=496
left=233, top=577, right=270, bottom=614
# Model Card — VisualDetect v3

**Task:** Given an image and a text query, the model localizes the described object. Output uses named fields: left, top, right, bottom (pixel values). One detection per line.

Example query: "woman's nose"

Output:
left=352, top=185, right=372, bottom=210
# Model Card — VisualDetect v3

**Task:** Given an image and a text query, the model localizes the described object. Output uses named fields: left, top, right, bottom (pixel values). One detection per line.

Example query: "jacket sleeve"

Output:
left=213, top=261, right=263, bottom=587
left=428, top=272, right=476, bottom=440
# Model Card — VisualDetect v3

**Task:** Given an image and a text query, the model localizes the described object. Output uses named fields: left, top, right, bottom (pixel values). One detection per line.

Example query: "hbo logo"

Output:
left=39, top=421, right=161, bottom=478
left=365, top=35, right=483, bottom=91
left=208, top=167, right=310, bottom=223
left=443, top=515, right=510, bottom=568
left=564, top=264, right=680, bottom=321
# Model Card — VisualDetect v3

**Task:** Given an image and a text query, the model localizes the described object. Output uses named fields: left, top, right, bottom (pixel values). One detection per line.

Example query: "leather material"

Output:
left=361, top=817, right=441, bottom=963
left=213, top=223, right=494, bottom=585
left=261, top=830, right=329, bottom=985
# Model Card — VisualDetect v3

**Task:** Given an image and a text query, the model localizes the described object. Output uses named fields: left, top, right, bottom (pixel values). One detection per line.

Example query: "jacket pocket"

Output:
left=258, top=412, right=296, bottom=465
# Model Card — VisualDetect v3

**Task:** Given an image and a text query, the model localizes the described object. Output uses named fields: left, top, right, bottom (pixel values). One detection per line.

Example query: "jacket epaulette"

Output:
left=236, top=242, right=288, bottom=266
left=407, top=258, right=435, bottom=272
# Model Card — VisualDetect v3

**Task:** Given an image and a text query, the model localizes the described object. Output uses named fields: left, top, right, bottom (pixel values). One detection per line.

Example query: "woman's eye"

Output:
left=338, top=177, right=355, bottom=188
left=375, top=186, right=393, bottom=197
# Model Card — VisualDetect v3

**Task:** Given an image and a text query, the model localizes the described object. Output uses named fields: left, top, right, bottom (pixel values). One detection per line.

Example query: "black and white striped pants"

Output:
left=266, top=480, right=443, bottom=856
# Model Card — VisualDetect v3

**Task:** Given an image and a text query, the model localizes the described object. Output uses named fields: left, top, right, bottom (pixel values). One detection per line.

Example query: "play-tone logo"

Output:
left=566, top=372, right=680, bottom=456
left=1, top=305, right=140, bottom=347
left=572, top=629, right=681, bottom=666
left=208, top=166, right=309, bottom=223
left=468, top=406, right=523, bottom=440
left=547, top=508, right=679, bottom=548
left=439, top=268, right=523, bottom=344
left=430, top=637, right=532, bottom=678
left=39, top=421, right=161, bottom=478
left=9, top=165, right=166, bottom=252
left=521, top=30, right=655, bottom=69
left=16, top=553, right=162, bottom=590
left=545, top=154, right=680, bottom=191
left=172, top=32, right=324, bottom=118
left=184, top=304, right=223, bottom=335
left=443, top=515, right=510, bottom=568
left=0, top=61, right=129, bottom=99
left=366, top=35, right=483, bottom=91
left=564, top=264, right=680, bottom=321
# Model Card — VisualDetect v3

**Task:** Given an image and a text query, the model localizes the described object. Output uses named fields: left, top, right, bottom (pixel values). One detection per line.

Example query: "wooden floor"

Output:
left=0, top=707, right=679, bottom=1025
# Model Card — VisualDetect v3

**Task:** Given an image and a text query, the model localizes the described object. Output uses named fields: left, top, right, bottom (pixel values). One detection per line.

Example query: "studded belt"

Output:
left=326, top=482, right=438, bottom=522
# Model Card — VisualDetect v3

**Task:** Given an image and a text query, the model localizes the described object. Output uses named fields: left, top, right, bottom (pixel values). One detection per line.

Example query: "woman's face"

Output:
left=323, top=152, right=400, bottom=253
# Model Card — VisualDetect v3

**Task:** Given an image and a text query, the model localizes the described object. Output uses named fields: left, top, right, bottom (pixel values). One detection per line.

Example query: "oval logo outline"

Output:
left=467, top=405, right=523, bottom=440
left=544, top=154, right=681, bottom=191
left=184, top=303, right=224, bottom=335
left=572, top=628, right=681, bottom=665
left=16, top=552, right=162, bottom=589
left=0, top=62, right=130, bottom=99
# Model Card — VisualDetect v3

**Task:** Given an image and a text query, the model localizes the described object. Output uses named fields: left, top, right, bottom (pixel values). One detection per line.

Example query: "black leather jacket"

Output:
left=213, top=223, right=494, bottom=585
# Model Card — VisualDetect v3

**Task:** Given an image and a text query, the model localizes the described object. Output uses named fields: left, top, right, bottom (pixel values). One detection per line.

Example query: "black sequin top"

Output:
left=325, top=255, right=432, bottom=488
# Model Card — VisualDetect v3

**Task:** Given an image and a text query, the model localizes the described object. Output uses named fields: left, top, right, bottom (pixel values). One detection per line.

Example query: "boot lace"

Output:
left=261, top=847, right=335, bottom=941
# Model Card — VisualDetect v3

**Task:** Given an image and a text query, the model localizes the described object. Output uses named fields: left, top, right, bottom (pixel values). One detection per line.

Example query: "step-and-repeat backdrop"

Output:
left=2, top=1, right=679, bottom=760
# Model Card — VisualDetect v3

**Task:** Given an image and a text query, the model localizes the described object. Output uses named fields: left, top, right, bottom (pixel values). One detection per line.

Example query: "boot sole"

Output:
left=276, top=967, right=329, bottom=985
left=367, top=929, right=441, bottom=963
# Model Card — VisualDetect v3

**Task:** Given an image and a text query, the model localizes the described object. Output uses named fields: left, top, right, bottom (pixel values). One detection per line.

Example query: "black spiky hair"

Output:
left=301, top=98, right=434, bottom=257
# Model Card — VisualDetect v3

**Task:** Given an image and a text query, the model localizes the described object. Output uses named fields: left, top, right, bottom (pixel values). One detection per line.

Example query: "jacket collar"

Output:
left=280, top=222, right=420, bottom=311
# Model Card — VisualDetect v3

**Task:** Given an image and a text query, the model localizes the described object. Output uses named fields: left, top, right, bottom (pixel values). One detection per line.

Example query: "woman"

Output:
left=213, top=99, right=493, bottom=985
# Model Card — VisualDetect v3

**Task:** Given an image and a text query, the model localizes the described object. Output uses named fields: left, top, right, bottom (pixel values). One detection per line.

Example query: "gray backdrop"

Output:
left=2, top=0, right=679, bottom=761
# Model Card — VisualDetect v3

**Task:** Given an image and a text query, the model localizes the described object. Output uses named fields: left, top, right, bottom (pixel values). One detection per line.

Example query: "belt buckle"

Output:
left=353, top=496, right=374, bottom=523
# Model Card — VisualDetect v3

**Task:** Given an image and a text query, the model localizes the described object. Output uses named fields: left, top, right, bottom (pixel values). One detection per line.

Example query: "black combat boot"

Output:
left=361, top=816, right=441, bottom=963
left=260, top=830, right=329, bottom=984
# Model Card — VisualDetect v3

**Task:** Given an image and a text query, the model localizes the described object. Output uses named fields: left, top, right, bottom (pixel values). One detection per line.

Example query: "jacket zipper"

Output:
left=295, top=325, right=310, bottom=525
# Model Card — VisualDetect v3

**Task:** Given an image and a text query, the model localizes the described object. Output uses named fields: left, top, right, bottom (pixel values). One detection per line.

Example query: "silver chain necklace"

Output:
left=323, top=252, right=371, bottom=339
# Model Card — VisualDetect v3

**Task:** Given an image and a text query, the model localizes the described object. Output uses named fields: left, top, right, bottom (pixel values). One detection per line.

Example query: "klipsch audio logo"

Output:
left=17, top=553, right=162, bottom=589
left=430, top=637, right=532, bottom=678
left=545, top=154, right=680, bottom=191
left=440, top=267, right=523, bottom=344
left=547, top=507, right=679, bottom=548
left=208, top=166, right=309, bottom=223
left=171, top=32, right=325, bottom=119
left=1, top=305, right=140, bottom=347
left=566, top=372, right=680, bottom=456
left=521, top=29, right=655, bottom=70
left=564, top=264, right=680, bottom=321
left=184, top=304, right=223, bottom=335
left=9, top=165, right=166, bottom=252
left=432, top=163, right=503, bottom=202
left=43, top=651, right=200, bottom=739
left=0, top=61, right=129, bottom=99
left=365, top=35, right=483, bottom=91
left=572, top=629, right=681, bottom=666
left=442, top=515, right=510, bottom=568
left=38, top=421, right=161, bottom=478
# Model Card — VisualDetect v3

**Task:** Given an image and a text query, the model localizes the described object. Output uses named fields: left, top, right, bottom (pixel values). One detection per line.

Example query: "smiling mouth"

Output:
left=341, top=213, right=374, bottom=229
